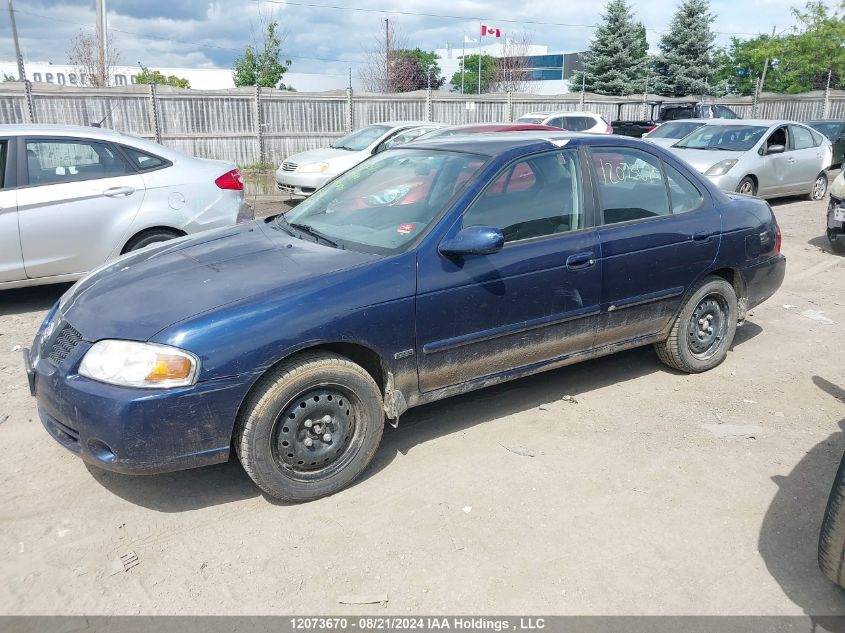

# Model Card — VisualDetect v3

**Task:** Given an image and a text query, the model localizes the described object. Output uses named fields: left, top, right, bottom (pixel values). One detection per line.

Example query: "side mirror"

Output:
left=766, top=144, right=786, bottom=155
left=439, top=226, right=505, bottom=258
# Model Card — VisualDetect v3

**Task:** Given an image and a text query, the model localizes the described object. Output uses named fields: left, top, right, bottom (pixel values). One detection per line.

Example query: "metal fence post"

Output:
left=507, top=91, right=513, bottom=122
left=822, top=70, right=832, bottom=119
left=752, top=77, right=761, bottom=118
left=22, top=79, right=35, bottom=123
left=147, top=83, right=161, bottom=143
left=425, top=86, right=432, bottom=122
left=346, top=68, right=354, bottom=132
left=254, top=85, right=265, bottom=166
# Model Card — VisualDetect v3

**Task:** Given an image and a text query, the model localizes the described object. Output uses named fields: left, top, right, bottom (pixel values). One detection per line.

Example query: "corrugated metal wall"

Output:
left=2, top=83, right=843, bottom=166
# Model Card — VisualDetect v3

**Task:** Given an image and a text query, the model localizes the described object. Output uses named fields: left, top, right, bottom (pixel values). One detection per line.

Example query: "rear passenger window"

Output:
left=790, top=125, right=816, bottom=150
left=26, top=139, right=128, bottom=186
left=122, top=146, right=167, bottom=170
left=592, top=148, right=669, bottom=224
left=664, top=163, right=702, bottom=214
left=463, top=149, right=583, bottom=243
left=0, top=141, right=7, bottom=189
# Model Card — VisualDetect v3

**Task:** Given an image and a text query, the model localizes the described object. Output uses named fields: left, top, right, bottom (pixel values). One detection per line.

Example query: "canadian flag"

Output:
left=481, top=24, right=501, bottom=37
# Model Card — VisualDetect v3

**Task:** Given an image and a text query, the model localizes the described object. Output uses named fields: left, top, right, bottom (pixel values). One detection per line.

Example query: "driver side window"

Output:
left=766, top=127, right=788, bottom=152
left=463, top=149, right=584, bottom=243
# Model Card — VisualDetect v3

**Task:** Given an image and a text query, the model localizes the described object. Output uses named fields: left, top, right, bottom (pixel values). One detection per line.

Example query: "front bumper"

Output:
left=706, top=172, right=743, bottom=194
left=740, top=254, right=787, bottom=311
left=274, top=168, right=333, bottom=197
left=26, top=331, right=256, bottom=475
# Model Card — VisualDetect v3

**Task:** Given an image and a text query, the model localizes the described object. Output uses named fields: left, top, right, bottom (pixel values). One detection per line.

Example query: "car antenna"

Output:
left=91, top=100, right=121, bottom=128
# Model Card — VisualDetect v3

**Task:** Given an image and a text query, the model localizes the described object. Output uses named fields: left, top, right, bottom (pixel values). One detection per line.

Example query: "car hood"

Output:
left=283, top=147, right=368, bottom=172
left=643, top=138, right=680, bottom=148
left=668, top=148, right=746, bottom=173
left=59, top=221, right=380, bottom=342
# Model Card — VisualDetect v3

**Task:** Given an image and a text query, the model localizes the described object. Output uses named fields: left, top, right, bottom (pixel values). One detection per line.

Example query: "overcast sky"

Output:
left=3, top=0, right=800, bottom=83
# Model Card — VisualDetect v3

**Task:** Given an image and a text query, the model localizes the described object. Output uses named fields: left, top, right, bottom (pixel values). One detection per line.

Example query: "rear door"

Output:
left=17, top=137, right=146, bottom=279
left=0, top=137, right=25, bottom=283
left=787, top=124, right=825, bottom=193
left=589, top=146, right=721, bottom=346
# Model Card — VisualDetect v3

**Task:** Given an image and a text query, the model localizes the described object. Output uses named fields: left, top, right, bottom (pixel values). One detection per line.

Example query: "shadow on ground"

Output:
left=0, top=283, right=70, bottom=317
left=758, top=375, right=845, bottom=622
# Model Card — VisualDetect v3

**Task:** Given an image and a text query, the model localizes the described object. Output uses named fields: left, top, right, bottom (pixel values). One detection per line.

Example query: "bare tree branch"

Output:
left=359, top=21, right=409, bottom=92
left=67, top=29, right=120, bottom=87
left=493, top=31, right=538, bottom=94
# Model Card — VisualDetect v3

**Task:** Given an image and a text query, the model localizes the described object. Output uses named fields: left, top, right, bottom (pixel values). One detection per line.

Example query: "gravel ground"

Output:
left=1, top=193, right=844, bottom=616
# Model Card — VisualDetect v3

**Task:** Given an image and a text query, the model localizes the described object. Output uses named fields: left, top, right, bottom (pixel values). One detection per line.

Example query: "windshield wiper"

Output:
left=288, top=221, right=340, bottom=248
left=331, top=144, right=356, bottom=151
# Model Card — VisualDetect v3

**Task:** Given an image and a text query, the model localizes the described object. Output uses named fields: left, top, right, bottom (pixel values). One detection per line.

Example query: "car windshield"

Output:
left=516, top=115, right=546, bottom=124
left=278, top=149, right=487, bottom=253
left=331, top=125, right=391, bottom=151
left=809, top=121, right=843, bottom=141
left=674, top=125, right=768, bottom=151
left=648, top=121, right=705, bottom=139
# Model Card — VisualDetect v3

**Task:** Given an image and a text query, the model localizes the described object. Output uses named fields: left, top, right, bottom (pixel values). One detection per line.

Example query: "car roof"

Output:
left=374, top=120, right=436, bottom=129
left=807, top=119, right=845, bottom=124
left=546, top=111, right=603, bottom=117
left=0, top=123, right=184, bottom=159
left=441, top=123, right=560, bottom=133
left=696, top=119, right=806, bottom=127
left=407, top=130, right=613, bottom=156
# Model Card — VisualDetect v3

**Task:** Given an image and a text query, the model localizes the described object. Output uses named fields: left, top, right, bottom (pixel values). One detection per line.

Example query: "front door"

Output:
left=587, top=146, right=721, bottom=346
left=416, top=148, right=602, bottom=393
left=757, top=126, right=791, bottom=197
left=17, top=137, right=145, bottom=279
left=0, top=137, right=25, bottom=283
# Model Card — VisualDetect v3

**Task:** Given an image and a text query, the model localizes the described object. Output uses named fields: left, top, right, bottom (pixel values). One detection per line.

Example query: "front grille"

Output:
left=48, top=323, right=83, bottom=365
left=281, top=161, right=298, bottom=172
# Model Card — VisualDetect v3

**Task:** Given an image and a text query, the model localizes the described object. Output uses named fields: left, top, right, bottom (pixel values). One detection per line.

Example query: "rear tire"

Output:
left=828, top=230, right=845, bottom=254
left=123, top=228, right=181, bottom=253
left=736, top=177, right=757, bottom=196
left=655, top=276, right=738, bottom=373
left=810, top=173, right=829, bottom=201
left=819, top=450, right=845, bottom=589
left=235, top=351, right=384, bottom=502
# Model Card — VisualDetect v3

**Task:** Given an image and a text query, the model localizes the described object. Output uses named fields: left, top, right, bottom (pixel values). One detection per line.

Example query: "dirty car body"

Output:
left=27, top=133, right=786, bottom=498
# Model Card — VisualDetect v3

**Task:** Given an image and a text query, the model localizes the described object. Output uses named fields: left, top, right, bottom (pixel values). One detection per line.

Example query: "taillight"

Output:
left=215, top=168, right=244, bottom=191
left=775, top=223, right=782, bottom=254
left=606, top=126, right=614, bottom=134
left=646, top=125, right=657, bottom=132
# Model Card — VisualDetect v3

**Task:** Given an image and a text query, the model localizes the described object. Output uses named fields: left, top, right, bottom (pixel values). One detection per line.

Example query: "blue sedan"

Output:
left=25, top=133, right=786, bottom=501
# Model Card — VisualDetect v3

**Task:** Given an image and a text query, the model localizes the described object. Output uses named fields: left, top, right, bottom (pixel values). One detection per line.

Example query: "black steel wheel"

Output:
left=236, top=351, right=384, bottom=502
left=655, top=276, right=738, bottom=373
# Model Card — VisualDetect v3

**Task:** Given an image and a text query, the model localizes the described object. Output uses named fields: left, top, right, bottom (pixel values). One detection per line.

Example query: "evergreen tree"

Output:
left=653, top=0, right=718, bottom=97
left=569, top=0, right=649, bottom=96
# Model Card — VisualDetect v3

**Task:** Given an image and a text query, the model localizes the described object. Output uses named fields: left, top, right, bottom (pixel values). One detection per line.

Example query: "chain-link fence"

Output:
left=2, top=81, right=844, bottom=166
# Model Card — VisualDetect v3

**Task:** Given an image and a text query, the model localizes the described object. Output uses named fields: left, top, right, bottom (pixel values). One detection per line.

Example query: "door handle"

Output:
left=692, top=230, right=714, bottom=243
left=787, top=158, right=796, bottom=164
left=565, top=252, right=596, bottom=271
left=103, top=186, right=135, bottom=198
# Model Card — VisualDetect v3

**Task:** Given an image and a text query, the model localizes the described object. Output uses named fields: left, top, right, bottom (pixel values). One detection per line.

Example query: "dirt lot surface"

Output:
left=1, top=193, right=845, bottom=616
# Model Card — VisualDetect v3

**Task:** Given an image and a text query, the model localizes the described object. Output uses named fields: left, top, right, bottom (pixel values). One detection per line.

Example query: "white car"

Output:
left=642, top=119, right=707, bottom=147
left=275, top=121, right=443, bottom=196
left=515, top=111, right=612, bottom=134
left=0, top=124, right=252, bottom=290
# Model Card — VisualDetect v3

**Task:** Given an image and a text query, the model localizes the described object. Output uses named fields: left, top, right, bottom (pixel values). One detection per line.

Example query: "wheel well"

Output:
left=744, top=174, right=758, bottom=188
left=121, top=226, right=186, bottom=254
left=709, top=267, right=748, bottom=319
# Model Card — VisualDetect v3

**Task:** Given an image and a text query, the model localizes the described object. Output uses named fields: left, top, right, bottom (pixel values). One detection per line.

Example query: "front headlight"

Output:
left=705, top=159, right=739, bottom=176
left=79, top=340, right=199, bottom=388
left=297, top=162, right=330, bottom=174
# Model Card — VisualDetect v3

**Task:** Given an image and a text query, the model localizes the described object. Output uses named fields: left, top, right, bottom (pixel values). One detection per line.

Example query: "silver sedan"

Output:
left=0, top=124, right=252, bottom=290
left=668, top=119, right=833, bottom=200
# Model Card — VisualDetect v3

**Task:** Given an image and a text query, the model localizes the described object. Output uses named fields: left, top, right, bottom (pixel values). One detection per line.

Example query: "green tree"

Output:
left=233, top=20, right=292, bottom=88
left=135, top=67, right=190, bottom=88
left=392, top=48, right=445, bottom=91
left=653, top=0, right=719, bottom=96
left=449, top=54, right=497, bottom=94
left=713, top=34, right=783, bottom=95
left=568, top=0, right=649, bottom=96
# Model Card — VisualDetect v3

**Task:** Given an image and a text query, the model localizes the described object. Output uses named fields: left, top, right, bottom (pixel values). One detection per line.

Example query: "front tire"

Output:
left=810, top=173, right=829, bottom=201
left=235, top=351, right=384, bottom=502
left=819, top=450, right=845, bottom=588
left=736, top=177, right=757, bottom=196
left=655, top=276, right=738, bottom=373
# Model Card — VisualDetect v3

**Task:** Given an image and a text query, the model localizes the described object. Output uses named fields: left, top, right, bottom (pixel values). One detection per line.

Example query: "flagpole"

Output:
left=477, top=22, right=482, bottom=94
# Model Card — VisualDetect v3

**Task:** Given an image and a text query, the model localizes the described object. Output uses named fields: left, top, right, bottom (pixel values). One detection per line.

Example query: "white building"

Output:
left=435, top=43, right=584, bottom=95
left=0, top=60, right=356, bottom=92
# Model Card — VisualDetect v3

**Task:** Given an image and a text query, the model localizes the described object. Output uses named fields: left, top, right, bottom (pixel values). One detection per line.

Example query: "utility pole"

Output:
left=384, top=18, right=390, bottom=93
left=8, top=0, right=26, bottom=81
left=477, top=25, right=481, bottom=96
left=96, top=0, right=107, bottom=87
left=757, top=25, right=777, bottom=101
left=461, top=36, right=465, bottom=95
